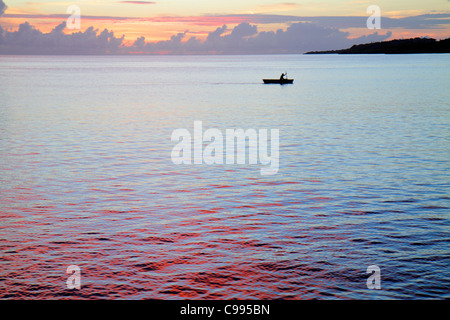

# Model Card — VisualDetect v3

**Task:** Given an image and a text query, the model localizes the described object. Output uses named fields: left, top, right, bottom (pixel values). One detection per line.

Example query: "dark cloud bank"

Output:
left=0, top=20, right=392, bottom=55
left=132, top=22, right=392, bottom=55
left=1, top=1, right=448, bottom=55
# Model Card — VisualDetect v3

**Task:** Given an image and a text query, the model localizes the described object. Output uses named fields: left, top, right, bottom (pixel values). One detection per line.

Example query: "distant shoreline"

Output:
left=305, top=37, right=450, bottom=54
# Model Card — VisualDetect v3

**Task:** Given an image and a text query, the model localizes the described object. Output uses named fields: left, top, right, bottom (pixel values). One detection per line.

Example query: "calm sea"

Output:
left=0, top=54, right=449, bottom=299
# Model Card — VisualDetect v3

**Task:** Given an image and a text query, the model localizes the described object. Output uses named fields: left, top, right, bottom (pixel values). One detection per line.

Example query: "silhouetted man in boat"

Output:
left=280, top=73, right=286, bottom=82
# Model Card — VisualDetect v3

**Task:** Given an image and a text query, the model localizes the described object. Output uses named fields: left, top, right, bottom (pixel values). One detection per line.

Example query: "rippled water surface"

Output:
left=0, top=54, right=449, bottom=299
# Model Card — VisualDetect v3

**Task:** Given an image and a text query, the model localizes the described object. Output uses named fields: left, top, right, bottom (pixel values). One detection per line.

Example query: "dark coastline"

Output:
left=305, top=37, right=450, bottom=54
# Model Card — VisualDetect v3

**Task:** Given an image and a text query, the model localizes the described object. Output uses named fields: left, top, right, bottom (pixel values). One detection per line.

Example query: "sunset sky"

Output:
left=0, top=0, right=449, bottom=54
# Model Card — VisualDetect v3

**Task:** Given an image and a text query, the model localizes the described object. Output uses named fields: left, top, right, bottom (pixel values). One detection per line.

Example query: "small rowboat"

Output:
left=263, top=79, right=294, bottom=84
